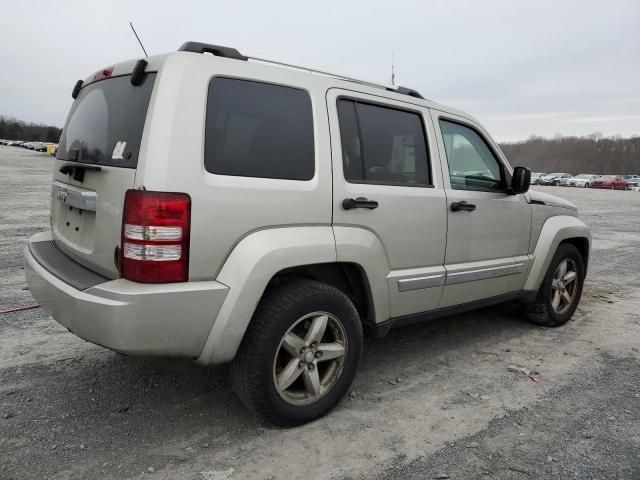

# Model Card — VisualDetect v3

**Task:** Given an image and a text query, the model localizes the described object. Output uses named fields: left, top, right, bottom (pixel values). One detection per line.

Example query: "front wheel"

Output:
left=585, top=183, right=590, bottom=188
left=231, top=279, right=363, bottom=426
left=523, top=243, right=585, bottom=327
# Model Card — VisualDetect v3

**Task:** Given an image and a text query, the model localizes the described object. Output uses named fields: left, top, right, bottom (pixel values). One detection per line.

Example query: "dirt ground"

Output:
left=1, top=145, right=639, bottom=480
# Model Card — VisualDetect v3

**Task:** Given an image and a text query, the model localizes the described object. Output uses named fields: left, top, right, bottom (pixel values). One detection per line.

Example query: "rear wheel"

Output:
left=523, top=243, right=584, bottom=327
left=231, top=279, right=363, bottom=426
left=585, top=183, right=590, bottom=188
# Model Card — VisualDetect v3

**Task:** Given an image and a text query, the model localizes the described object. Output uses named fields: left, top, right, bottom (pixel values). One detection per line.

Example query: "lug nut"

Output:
left=315, top=352, right=322, bottom=358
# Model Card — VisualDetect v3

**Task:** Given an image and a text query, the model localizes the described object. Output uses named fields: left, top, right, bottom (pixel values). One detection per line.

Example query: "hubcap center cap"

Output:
left=303, top=351, right=315, bottom=363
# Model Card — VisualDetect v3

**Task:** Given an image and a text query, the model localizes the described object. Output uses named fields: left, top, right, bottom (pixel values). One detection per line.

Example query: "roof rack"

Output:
left=179, top=41, right=248, bottom=61
left=178, top=41, right=425, bottom=100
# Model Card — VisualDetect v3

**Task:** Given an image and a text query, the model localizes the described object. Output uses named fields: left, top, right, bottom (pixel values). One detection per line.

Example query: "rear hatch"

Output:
left=52, top=68, right=156, bottom=278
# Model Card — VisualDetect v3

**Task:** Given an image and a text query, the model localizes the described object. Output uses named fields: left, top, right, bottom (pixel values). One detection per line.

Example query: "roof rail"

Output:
left=178, top=42, right=425, bottom=100
left=178, top=41, right=247, bottom=61
left=390, top=86, right=424, bottom=99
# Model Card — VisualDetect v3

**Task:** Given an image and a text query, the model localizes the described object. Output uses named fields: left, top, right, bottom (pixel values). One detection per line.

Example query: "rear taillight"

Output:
left=121, top=190, right=191, bottom=283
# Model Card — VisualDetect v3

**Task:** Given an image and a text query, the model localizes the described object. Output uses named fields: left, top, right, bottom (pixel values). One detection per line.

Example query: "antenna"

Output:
left=129, top=22, right=148, bottom=57
left=391, top=51, right=395, bottom=86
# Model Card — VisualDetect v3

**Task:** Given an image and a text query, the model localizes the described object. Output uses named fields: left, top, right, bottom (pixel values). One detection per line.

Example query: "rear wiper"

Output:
left=59, top=162, right=102, bottom=182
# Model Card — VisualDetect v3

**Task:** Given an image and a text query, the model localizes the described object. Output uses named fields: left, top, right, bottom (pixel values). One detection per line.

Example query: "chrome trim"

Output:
left=53, top=181, right=96, bottom=212
left=397, top=274, right=446, bottom=292
left=445, top=262, right=525, bottom=285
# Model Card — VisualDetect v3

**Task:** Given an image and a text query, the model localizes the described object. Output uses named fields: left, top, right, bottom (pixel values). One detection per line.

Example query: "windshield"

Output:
left=601, top=175, right=616, bottom=179
left=575, top=174, right=590, bottom=179
left=57, top=73, right=156, bottom=168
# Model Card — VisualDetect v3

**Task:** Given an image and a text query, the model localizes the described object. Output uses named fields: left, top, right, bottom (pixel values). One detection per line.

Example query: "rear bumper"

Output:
left=24, top=232, right=229, bottom=357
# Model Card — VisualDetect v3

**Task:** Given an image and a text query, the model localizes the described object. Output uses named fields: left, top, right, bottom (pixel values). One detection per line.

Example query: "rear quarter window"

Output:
left=204, top=78, right=315, bottom=180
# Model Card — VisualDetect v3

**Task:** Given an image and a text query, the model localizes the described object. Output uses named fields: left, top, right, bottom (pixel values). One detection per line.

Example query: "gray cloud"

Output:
left=1, top=0, right=638, bottom=141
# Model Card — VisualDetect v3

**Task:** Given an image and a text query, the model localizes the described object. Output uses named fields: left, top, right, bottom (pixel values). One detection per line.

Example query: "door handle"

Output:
left=451, top=201, right=476, bottom=212
left=343, top=197, right=379, bottom=210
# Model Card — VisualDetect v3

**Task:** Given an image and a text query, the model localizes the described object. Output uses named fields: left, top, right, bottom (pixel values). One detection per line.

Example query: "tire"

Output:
left=585, top=183, right=589, bottom=188
left=231, top=279, right=363, bottom=426
left=523, top=243, right=585, bottom=327
left=553, top=181, right=560, bottom=186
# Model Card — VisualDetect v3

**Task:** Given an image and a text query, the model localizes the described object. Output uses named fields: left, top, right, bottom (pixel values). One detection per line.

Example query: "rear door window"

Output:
left=337, top=99, right=430, bottom=186
left=205, top=78, right=315, bottom=180
left=57, top=74, right=156, bottom=168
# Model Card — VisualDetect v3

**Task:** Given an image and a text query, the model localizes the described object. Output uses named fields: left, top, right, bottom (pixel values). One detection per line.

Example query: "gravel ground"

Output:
left=1, top=145, right=639, bottom=479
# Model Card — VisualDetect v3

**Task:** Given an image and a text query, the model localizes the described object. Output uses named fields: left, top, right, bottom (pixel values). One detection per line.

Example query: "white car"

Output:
left=24, top=41, right=591, bottom=426
left=568, top=174, right=600, bottom=188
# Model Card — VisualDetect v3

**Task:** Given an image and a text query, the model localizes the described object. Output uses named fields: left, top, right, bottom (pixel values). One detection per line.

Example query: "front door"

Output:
left=430, top=110, right=532, bottom=308
left=328, top=89, right=447, bottom=319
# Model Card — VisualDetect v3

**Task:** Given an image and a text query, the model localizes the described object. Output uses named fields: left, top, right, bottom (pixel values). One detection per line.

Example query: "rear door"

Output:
left=431, top=110, right=532, bottom=307
left=52, top=71, right=156, bottom=278
left=328, top=89, right=447, bottom=318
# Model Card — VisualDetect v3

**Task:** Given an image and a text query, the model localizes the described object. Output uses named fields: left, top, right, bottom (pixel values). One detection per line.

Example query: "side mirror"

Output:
left=511, top=166, right=531, bottom=194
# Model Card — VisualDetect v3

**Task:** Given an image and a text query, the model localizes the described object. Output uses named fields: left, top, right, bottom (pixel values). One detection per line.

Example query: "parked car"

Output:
left=591, top=175, right=629, bottom=190
left=530, top=172, right=544, bottom=185
left=538, top=172, right=572, bottom=186
left=567, top=174, right=599, bottom=188
left=624, top=175, right=639, bottom=187
left=24, top=41, right=591, bottom=426
left=632, top=184, right=640, bottom=192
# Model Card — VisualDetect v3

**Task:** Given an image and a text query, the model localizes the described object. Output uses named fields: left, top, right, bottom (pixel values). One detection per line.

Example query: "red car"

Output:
left=591, top=175, right=629, bottom=190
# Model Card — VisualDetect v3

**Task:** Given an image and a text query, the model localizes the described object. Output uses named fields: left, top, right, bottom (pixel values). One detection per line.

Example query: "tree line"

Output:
left=0, top=115, right=62, bottom=143
left=499, top=133, right=640, bottom=175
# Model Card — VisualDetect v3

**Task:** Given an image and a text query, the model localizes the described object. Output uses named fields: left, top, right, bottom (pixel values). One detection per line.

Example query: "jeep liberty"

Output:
left=25, top=42, right=591, bottom=425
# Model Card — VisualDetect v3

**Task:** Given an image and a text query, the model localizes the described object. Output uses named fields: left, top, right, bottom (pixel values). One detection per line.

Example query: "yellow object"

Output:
left=46, top=144, right=57, bottom=154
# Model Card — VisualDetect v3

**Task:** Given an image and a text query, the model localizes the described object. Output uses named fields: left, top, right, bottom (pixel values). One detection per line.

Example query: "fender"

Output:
left=196, top=225, right=392, bottom=365
left=523, top=215, right=591, bottom=292
left=197, top=226, right=336, bottom=364
left=332, top=226, right=391, bottom=323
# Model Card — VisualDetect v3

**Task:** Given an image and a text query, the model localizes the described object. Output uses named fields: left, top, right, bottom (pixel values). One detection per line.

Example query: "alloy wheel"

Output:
left=550, top=259, right=579, bottom=314
left=272, top=312, right=347, bottom=405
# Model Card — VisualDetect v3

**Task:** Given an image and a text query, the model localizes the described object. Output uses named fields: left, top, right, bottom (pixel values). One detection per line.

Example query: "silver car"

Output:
left=24, top=41, right=591, bottom=426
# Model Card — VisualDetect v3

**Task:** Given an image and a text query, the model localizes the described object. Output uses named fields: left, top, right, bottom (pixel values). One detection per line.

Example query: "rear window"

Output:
left=57, top=73, right=156, bottom=168
left=205, top=78, right=314, bottom=180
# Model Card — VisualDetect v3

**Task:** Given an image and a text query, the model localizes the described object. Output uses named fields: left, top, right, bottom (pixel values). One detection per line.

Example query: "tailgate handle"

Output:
left=53, top=181, right=97, bottom=212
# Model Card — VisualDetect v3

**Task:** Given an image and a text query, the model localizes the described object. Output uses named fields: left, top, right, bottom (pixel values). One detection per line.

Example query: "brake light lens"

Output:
left=90, top=67, right=114, bottom=82
left=121, top=190, right=191, bottom=283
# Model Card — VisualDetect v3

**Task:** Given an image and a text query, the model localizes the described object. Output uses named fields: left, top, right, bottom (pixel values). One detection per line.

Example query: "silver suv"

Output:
left=24, top=42, right=591, bottom=426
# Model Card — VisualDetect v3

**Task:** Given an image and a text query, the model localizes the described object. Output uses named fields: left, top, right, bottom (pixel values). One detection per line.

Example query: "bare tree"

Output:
left=500, top=133, right=640, bottom=175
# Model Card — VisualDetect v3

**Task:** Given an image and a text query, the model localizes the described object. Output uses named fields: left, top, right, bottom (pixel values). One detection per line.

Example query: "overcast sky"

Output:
left=1, top=0, right=638, bottom=142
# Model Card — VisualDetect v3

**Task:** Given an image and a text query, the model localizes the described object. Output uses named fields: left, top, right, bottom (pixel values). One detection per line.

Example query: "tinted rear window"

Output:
left=205, top=78, right=314, bottom=180
left=57, top=73, right=156, bottom=168
left=337, top=99, right=430, bottom=186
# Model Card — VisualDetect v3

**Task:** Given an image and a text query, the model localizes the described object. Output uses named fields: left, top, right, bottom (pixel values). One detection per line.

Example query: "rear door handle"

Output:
left=343, top=197, right=379, bottom=210
left=451, top=201, right=476, bottom=212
